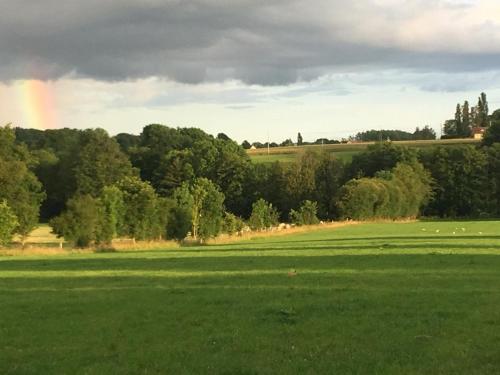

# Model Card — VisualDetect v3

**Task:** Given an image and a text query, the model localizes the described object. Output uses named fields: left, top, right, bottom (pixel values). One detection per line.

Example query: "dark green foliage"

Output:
left=50, top=195, right=100, bottom=247
left=166, top=184, right=194, bottom=241
left=338, top=162, right=432, bottom=220
left=482, top=109, right=500, bottom=146
left=74, top=129, right=136, bottom=197
left=355, top=127, right=436, bottom=142
left=222, top=212, right=245, bottom=235
left=0, top=126, right=45, bottom=241
left=117, top=177, right=160, bottom=241
left=420, top=146, right=488, bottom=217
left=96, top=186, right=125, bottom=245
left=289, top=200, right=319, bottom=226
left=241, top=140, right=251, bottom=149
left=0, top=200, right=18, bottom=246
left=127, top=124, right=251, bottom=217
left=114, top=133, right=140, bottom=152
left=348, top=142, right=417, bottom=179
left=249, top=199, right=279, bottom=230
left=474, top=92, right=489, bottom=128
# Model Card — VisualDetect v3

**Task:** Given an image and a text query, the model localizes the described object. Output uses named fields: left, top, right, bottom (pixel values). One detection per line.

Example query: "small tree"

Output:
left=96, top=186, right=125, bottom=245
left=50, top=195, right=100, bottom=247
left=167, top=184, right=194, bottom=241
left=191, top=178, right=225, bottom=240
left=248, top=198, right=279, bottom=230
left=117, top=177, right=159, bottom=241
left=290, top=200, right=320, bottom=226
left=0, top=200, right=18, bottom=246
left=223, top=212, right=245, bottom=235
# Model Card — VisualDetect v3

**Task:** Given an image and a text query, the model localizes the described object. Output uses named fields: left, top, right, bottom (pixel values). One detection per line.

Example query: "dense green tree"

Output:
left=248, top=199, right=279, bottom=230
left=347, top=142, right=416, bottom=179
left=420, top=146, right=488, bottom=217
left=0, top=126, right=45, bottom=243
left=314, top=152, right=345, bottom=219
left=50, top=195, right=100, bottom=247
left=474, top=92, right=489, bottom=128
left=152, top=149, right=195, bottom=196
left=167, top=184, right=194, bottom=240
left=222, top=212, right=245, bottom=235
left=461, top=101, right=471, bottom=137
left=117, top=177, right=160, bottom=241
left=114, top=133, right=140, bottom=152
left=290, top=200, right=319, bottom=226
left=190, top=178, right=225, bottom=240
left=413, top=126, right=436, bottom=140
left=482, top=110, right=500, bottom=146
left=443, top=119, right=458, bottom=138
left=241, top=140, right=251, bottom=149
left=211, top=139, right=252, bottom=216
left=96, top=186, right=125, bottom=245
left=0, top=201, right=18, bottom=246
left=74, top=129, right=136, bottom=196
left=338, top=162, right=431, bottom=220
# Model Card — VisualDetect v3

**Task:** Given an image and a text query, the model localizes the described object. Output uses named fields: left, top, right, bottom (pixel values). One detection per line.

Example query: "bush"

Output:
left=338, top=161, right=432, bottom=220
left=50, top=195, right=100, bottom=247
left=223, top=212, right=245, bottom=235
left=249, top=199, right=279, bottom=230
left=0, top=200, right=18, bottom=246
left=290, top=200, right=320, bottom=226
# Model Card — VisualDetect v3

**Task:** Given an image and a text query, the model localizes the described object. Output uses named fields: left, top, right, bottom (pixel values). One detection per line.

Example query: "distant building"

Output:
left=471, top=127, right=487, bottom=140
left=250, top=145, right=257, bottom=150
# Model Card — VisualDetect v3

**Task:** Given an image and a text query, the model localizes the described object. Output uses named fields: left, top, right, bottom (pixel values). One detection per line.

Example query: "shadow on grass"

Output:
left=216, top=235, right=500, bottom=247
left=1, top=253, right=500, bottom=273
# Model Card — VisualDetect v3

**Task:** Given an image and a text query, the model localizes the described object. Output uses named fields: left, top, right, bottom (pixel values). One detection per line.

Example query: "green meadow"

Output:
left=247, top=138, right=480, bottom=164
left=2, top=220, right=500, bottom=374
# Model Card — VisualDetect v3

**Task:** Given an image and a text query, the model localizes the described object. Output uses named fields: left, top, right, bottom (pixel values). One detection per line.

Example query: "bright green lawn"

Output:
left=2, top=221, right=500, bottom=374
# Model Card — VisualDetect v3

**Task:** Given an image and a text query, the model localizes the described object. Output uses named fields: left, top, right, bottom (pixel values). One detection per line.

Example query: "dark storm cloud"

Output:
left=1, top=0, right=499, bottom=85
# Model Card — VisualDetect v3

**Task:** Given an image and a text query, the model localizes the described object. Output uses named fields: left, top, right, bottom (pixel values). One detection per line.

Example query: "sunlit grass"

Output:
left=1, top=220, right=500, bottom=373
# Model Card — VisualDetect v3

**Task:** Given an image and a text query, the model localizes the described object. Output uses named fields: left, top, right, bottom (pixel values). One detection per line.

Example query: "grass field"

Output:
left=2, top=220, right=500, bottom=374
left=248, top=138, right=480, bottom=163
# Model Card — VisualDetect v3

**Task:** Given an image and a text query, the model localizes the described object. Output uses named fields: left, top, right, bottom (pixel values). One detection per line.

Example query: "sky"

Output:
left=1, top=0, right=500, bottom=142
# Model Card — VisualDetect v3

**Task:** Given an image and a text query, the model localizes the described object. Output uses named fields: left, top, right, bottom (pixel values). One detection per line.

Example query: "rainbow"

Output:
left=16, top=80, right=58, bottom=130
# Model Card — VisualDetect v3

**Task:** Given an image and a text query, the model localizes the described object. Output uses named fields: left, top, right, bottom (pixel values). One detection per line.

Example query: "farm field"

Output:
left=1, top=220, right=500, bottom=373
left=248, top=138, right=480, bottom=163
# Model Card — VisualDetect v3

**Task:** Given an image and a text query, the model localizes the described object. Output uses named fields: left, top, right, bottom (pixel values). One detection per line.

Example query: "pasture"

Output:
left=1, top=220, right=500, bottom=374
left=247, top=138, right=480, bottom=163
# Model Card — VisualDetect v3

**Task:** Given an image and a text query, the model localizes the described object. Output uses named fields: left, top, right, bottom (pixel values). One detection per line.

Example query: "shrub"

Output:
left=249, top=199, right=279, bottom=230
left=290, top=200, right=320, bottom=226
left=223, top=212, right=245, bottom=235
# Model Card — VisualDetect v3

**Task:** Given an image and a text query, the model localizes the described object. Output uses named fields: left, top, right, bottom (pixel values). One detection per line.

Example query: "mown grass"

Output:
left=1, top=221, right=500, bottom=374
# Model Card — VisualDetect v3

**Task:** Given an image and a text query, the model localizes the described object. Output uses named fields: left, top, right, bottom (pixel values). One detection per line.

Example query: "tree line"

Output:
left=1, top=110, right=500, bottom=247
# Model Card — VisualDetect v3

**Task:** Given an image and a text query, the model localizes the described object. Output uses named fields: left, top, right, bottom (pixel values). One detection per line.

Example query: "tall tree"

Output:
left=0, top=126, right=45, bottom=243
left=461, top=101, right=471, bottom=137
left=74, top=129, right=136, bottom=196
left=297, top=132, right=303, bottom=146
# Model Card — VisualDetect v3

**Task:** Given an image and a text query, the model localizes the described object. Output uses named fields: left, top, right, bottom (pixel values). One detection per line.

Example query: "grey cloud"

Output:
left=1, top=0, right=499, bottom=85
